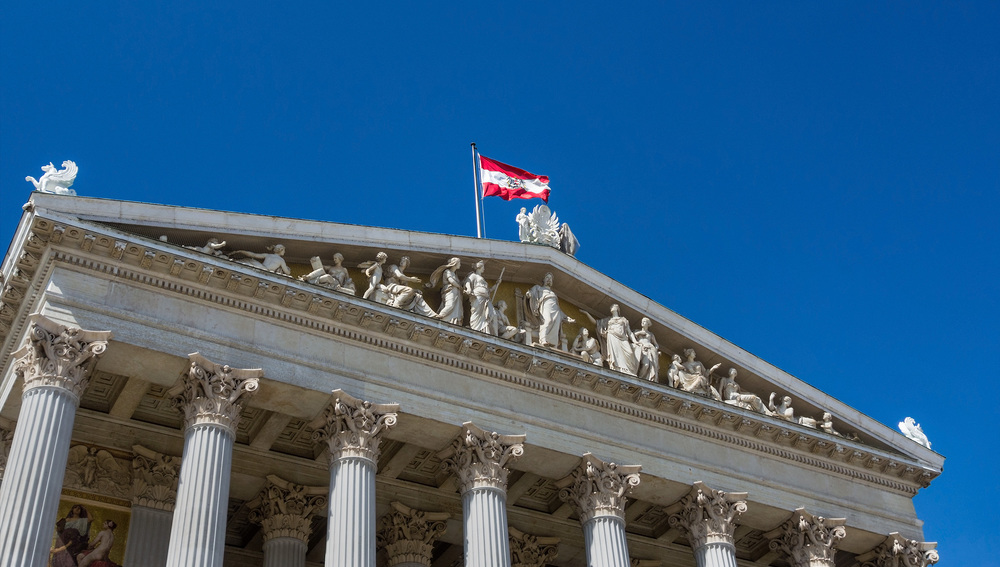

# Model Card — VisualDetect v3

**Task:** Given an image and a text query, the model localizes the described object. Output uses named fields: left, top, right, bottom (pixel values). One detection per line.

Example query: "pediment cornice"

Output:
left=0, top=210, right=941, bottom=496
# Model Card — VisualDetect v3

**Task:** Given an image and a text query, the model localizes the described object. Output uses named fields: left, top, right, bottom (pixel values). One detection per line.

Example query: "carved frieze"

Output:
left=63, top=443, right=132, bottom=501
left=857, top=532, right=939, bottom=567
left=169, top=352, right=262, bottom=433
left=766, top=508, right=846, bottom=567
left=557, top=453, right=641, bottom=523
left=247, top=475, right=327, bottom=544
left=309, top=389, right=399, bottom=465
left=131, top=445, right=181, bottom=511
left=376, top=501, right=449, bottom=567
left=667, top=481, right=747, bottom=549
left=12, top=314, right=111, bottom=400
left=509, top=526, right=559, bottom=567
left=439, top=422, right=525, bottom=493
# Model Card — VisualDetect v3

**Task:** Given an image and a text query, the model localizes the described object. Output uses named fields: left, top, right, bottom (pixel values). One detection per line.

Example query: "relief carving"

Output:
left=557, top=453, right=641, bottom=523
left=439, top=422, right=525, bottom=493
left=766, top=508, right=846, bottom=567
left=169, top=352, right=262, bottom=433
left=309, top=389, right=399, bottom=465
left=248, top=475, right=327, bottom=544
left=63, top=444, right=131, bottom=501
left=667, top=482, right=747, bottom=549
left=12, top=314, right=111, bottom=400
left=509, top=527, right=559, bottom=567
left=131, top=445, right=181, bottom=511
left=376, top=501, right=449, bottom=567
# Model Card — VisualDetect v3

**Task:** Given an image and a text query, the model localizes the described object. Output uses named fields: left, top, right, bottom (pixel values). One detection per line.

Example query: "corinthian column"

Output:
left=856, top=532, right=940, bottom=567
left=765, top=508, right=847, bottom=567
left=0, top=315, right=110, bottom=567
left=557, top=453, right=641, bottom=567
left=667, top=482, right=747, bottom=567
left=376, top=501, right=449, bottom=567
left=439, top=422, right=525, bottom=567
left=123, top=445, right=181, bottom=567
left=309, top=389, right=398, bottom=567
left=165, top=353, right=262, bottom=567
left=248, top=475, right=327, bottom=567
left=509, top=527, right=559, bottom=567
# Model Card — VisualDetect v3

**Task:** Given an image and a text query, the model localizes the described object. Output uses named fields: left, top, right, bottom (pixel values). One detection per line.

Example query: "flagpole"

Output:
left=471, top=142, right=483, bottom=238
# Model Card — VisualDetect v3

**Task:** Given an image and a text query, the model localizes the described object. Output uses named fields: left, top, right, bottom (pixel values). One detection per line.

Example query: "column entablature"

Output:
left=557, top=452, right=641, bottom=524
left=667, top=481, right=747, bottom=549
left=169, top=352, right=261, bottom=434
left=766, top=508, right=846, bottom=567
left=438, top=421, right=525, bottom=494
left=247, top=474, right=327, bottom=544
left=12, top=314, right=111, bottom=402
left=309, top=389, right=399, bottom=466
left=376, top=501, right=449, bottom=567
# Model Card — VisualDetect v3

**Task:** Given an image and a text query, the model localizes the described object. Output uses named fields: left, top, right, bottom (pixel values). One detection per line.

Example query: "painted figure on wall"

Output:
left=51, top=504, right=91, bottom=567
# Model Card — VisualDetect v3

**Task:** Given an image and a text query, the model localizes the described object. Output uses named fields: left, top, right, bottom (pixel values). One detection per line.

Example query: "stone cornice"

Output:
left=1, top=216, right=941, bottom=496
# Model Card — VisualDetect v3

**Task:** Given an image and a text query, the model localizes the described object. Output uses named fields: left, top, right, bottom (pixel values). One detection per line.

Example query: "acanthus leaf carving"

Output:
left=376, top=501, right=449, bottom=567
left=12, top=314, right=111, bottom=401
left=509, top=526, right=559, bottom=567
left=131, top=445, right=181, bottom=511
left=169, top=352, right=262, bottom=434
left=247, top=474, right=327, bottom=544
left=857, top=532, right=939, bottom=567
left=766, top=508, right=846, bottom=567
left=438, top=422, right=525, bottom=493
left=557, top=452, right=641, bottom=524
left=309, top=389, right=398, bottom=465
left=667, top=481, right=747, bottom=549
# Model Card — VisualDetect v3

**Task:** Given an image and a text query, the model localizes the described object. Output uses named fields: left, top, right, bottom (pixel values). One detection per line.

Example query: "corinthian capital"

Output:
left=376, top=501, right=449, bottom=567
left=169, top=353, right=262, bottom=433
left=439, top=422, right=525, bottom=493
left=509, top=527, right=559, bottom=567
left=857, top=532, right=939, bottom=567
left=766, top=508, right=846, bottom=567
left=556, top=453, right=641, bottom=524
left=667, top=481, right=748, bottom=549
left=248, top=475, right=327, bottom=544
left=309, top=389, right=399, bottom=465
left=12, top=314, right=111, bottom=400
left=131, top=445, right=181, bottom=511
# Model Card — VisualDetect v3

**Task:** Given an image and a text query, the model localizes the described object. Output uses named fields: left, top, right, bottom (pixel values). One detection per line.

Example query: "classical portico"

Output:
left=0, top=193, right=942, bottom=566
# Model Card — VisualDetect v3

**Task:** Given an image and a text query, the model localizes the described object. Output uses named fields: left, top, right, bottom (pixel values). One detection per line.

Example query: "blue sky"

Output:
left=2, top=2, right=998, bottom=563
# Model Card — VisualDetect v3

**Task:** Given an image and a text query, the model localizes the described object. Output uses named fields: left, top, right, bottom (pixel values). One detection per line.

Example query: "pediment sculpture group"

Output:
left=182, top=238, right=850, bottom=438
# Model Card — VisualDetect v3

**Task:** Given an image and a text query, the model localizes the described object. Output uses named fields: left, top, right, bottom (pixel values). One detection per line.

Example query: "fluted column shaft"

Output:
left=693, top=542, right=738, bottom=567
left=164, top=353, right=261, bottom=567
left=264, top=537, right=308, bottom=567
left=557, top=453, right=641, bottom=567
left=310, top=389, right=398, bottom=567
left=165, top=424, right=234, bottom=567
left=123, top=506, right=174, bottom=567
left=464, top=485, right=511, bottom=567
left=0, top=316, right=110, bottom=567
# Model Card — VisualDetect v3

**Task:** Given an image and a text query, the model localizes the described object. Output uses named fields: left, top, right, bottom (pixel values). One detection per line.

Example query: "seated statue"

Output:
left=492, top=300, right=525, bottom=343
left=768, top=393, right=796, bottom=423
left=380, top=256, right=437, bottom=317
left=672, top=348, right=721, bottom=399
left=819, top=413, right=841, bottom=436
left=232, top=244, right=291, bottom=275
left=185, top=237, right=229, bottom=258
left=300, top=253, right=356, bottom=295
left=572, top=328, right=603, bottom=366
left=718, top=368, right=773, bottom=416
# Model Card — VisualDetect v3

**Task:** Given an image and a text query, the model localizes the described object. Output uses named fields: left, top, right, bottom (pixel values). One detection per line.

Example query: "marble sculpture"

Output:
left=26, top=160, right=78, bottom=195
left=898, top=417, right=931, bottom=449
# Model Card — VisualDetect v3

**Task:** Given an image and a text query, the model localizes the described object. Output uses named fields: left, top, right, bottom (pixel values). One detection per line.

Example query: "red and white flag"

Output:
left=479, top=155, right=550, bottom=202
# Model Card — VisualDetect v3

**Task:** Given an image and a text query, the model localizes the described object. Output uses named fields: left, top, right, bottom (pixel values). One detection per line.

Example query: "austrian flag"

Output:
left=479, top=155, right=550, bottom=202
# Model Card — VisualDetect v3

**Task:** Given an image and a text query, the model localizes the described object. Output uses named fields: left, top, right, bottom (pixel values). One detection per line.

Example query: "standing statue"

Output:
left=232, top=244, right=291, bottom=275
left=26, top=160, right=78, bottom=195
left=599, top=304, right=639, bottom=376
left=359, top=252, right=388, bottom=300
left=672, top=348, right=721, bottom=399
left=380, top=256, right=437, bottom=317
left=898, top=417, right=931, bottom=449
left=633, top=317, right=660, bottom=382
left=464, top=261, right=500, bottom=334
left=524, top=272, right=575, bottom=349
left=718, top=368, right=773, bottom=416
left=428, top=257, right=463, bottom=325
left=300, top=253, right=356, bottom=295
left=516, top=205, right=579, bottom=256
left=571, top=328, right=603, bottom=366
left=768, top=393, right=796, bottom=423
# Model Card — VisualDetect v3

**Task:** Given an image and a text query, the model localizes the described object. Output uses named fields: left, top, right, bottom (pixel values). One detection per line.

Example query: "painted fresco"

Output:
left=50, top=497, right=130, bottom=567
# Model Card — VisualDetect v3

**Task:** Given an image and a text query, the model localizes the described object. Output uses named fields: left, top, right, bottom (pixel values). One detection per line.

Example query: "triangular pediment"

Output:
left=2, top=193, right=943, bottom=483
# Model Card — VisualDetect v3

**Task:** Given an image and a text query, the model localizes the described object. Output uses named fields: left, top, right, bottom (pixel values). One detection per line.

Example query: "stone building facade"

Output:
left=0, top=193, right=941, bottom=567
